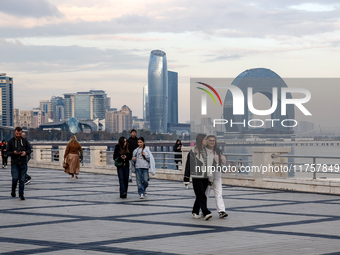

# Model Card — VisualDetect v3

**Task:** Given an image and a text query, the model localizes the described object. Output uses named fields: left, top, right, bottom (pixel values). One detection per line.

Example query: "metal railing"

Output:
left=272, top=154, right=340, bottom=179
left=40, top=149, right=60, bottom=162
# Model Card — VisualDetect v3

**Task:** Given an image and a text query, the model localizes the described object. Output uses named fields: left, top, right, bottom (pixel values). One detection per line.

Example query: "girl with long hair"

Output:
left=205, top=135, right=228, bottom=218
left=64, top=135, right=83, bottom=179
left=114, top=136, right=131, bottom=198
left=132, top=137, right=155, bottom=199
left=184, top=134, right=213, bottom=220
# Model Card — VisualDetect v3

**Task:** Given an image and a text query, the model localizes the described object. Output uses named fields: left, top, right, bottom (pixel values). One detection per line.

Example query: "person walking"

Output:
left=132, top=137, right=155, bottom=199
left=205, top=135, right=228, bottom=218
left=184, top=134, right=213, bottom=220
left=22, top=133, right=32, bottom=185
left=64, top=135, right=83, bottom=179
left=6, top=127, right=31, bottom=200
left=1, top=140, right=8, bottom=168
left=113, top=136, right=131, bottom=198
left=127, top=129, right=138, bottom=182
left=173, top=139, right=182, bottom=169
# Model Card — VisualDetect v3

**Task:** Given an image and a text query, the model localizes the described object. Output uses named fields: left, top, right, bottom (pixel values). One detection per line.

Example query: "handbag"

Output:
left=63, top=159, right=69, bottom=170
left=115, top=157, right=123, bottom=167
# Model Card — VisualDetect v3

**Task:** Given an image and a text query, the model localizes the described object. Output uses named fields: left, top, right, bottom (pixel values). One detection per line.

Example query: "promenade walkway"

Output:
left=1, top=167, right=340, bottom=255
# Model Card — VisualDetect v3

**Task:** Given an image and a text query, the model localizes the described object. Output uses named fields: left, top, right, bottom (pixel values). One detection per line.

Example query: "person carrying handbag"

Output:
left=114, top=136, right=131, bottom=199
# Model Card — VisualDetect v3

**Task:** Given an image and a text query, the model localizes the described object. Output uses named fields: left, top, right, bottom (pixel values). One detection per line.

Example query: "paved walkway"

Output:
left=1, top=167, right=340, bottom=255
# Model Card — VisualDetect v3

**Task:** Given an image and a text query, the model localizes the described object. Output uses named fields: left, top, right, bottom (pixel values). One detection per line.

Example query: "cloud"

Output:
left=0, top=39, right=147, bottom=73
left=0, top=0, right=63, bottom=18
left=0, top=0, right=340, bottom=38
left=205, top=54, right=242, bottom=62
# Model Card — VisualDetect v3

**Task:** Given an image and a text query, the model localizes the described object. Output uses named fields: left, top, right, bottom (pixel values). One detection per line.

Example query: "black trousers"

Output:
left=117, top=166, right=129, bottom=196
left=192, top=178, right=211, bottom=216
left=2, top=156, right=7, bottom=166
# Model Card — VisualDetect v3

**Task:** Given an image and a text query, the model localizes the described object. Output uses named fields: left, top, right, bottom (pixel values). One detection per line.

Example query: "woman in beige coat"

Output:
left=64, top=135, right=83, bottom=179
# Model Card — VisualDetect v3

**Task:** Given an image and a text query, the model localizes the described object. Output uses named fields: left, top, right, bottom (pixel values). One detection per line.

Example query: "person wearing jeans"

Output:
left=135, top=168, right=149, bottom=198
left=132, top=137, right=155, bottom=199
left=6, top=127, right=31, bottom=200
left=114, top=136, right=131, bottom=199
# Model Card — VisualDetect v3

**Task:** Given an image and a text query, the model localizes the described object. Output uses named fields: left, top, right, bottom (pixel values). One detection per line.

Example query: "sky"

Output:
left=1, top=0, right=340, bottom=125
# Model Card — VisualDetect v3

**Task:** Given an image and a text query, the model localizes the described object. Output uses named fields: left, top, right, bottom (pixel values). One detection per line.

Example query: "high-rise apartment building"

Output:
left=19, top=110, right=34, bottom=129
left=64, top=90, right=107, bottom=120
left=40, top=100, right=53, bottom=121
left=148, top=50, right=168, bottom=133
left=0, top=73, right=13, bottom=126
left=167, top=71, right=178, bottom=124
left=106, top=105, right=132, bottom=133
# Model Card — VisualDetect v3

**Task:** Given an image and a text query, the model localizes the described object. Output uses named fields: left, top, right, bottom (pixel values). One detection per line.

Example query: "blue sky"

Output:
left=1, top=0, right=340, bottom=123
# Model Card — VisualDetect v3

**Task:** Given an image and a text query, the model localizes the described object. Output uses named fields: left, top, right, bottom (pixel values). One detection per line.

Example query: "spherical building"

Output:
left=148, top=50, right=168, bottom=133
left=223, top=68, right=294, bottom=134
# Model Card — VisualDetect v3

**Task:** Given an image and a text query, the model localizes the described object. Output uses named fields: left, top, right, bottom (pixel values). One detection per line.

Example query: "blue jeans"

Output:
left=117, top=166, right=129, bottom=196
left=11, top=164, right=27, bottom=197
left=135, top=168, right=149, bottom=195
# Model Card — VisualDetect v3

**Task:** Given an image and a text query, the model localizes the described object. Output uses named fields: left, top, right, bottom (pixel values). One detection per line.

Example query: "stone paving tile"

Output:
left=1, top=167, right=340, bottom=255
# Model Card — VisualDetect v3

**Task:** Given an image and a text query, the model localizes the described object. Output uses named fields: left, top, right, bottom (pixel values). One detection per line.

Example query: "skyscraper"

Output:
left=63, top=90, right=107, bottom=120
left=148, top=50, right=168, bottom=133
left=143, top=85, right=149, bottom=121
left=0, top=73, right=13, bottom=126
left=167, top=71, right=178, bottom=124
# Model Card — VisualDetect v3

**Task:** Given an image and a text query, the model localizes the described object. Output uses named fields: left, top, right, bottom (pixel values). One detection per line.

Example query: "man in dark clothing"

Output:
left=6, top=127, right=31, bottom=200
left=22, top=133, right=32, bottom=185
left=1, top=140, right=8, bottom=168
left=127, top=129, right=138, bottom=182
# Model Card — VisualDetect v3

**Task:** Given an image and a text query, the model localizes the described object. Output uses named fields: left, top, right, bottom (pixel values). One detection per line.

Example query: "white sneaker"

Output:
left=192, top=213, right=201, bottom=219
left=204, top=214, right=212, bottom=221
left=144, top=191, right=147, bottom=197
left=140, top=194, right=144, bottom=199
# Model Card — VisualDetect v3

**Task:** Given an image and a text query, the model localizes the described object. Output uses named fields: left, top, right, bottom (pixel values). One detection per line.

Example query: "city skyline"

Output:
left=1, top=1, right=340, bottom=127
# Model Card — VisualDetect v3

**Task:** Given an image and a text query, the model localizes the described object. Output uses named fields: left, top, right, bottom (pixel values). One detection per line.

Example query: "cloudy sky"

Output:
left=1, top=0, right=340, bottom=124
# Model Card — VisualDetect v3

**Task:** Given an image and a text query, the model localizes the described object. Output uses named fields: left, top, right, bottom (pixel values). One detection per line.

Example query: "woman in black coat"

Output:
left=114, top=136, right=132, bottom=198
left=173, top=139, right=182, bottom=169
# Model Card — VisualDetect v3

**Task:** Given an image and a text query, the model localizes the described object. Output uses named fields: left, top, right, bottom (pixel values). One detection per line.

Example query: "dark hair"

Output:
left=130, top=129, right=137, bottom=134
left=196, top=133, right=206, bottom=156
left=176, top=139, right=182, bottom=144
left=138, top=137, right=146, bottom=160
left=2, top=140, right=5, bottom=143
left=206, top=135, right=217, bottom=152
left=15, top=127, right=22, bottom=132
left=118, top=136, right=129, bottom=155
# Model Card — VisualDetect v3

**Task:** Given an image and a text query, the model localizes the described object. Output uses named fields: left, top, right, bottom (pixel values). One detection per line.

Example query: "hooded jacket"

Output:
left=6, top=137, right=31, bottom=165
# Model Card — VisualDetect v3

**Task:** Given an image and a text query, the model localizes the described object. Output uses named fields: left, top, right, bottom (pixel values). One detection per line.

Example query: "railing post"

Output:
left=90, top=146, right=107, bottom=171
left=33, top=145, right=52, bottom=163
left=313, top=157, right=316, bottom=179
left=163, top=153, right=166, bottom=169
left=59, top=146, right=66, bottom=168
left=252, top=147, right=291, bottom=179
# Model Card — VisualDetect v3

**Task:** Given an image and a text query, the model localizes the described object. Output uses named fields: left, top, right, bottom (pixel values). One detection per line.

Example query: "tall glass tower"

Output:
left=0, top=73, right=13, bottom=127
left=148, top=50, right=168, bottom=133
left=168, top=71, right=178, bottom=124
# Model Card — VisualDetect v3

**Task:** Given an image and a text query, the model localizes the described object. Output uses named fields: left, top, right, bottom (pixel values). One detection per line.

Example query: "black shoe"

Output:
left=25, top=180, right=31, bottom=185
left=219, top=211, right=228, bottom=218
left=11, top=191, right=16, bottom=197
left=19, top=196, right=25, bottom=201
left=120, top=193, right=127, bottom=199
left=129, top=179, right=132, bottom=182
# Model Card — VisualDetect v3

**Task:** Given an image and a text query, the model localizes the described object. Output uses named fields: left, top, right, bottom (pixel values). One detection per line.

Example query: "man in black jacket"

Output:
left=127, top=129, right=138, bottom=182
left=6, top=127, right=31, bottom=200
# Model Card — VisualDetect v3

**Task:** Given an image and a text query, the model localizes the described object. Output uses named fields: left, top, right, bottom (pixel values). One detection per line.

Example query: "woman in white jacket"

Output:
left=132, top=137, right=155, bottom=199
left=205, top=135, right=228, bottom=218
